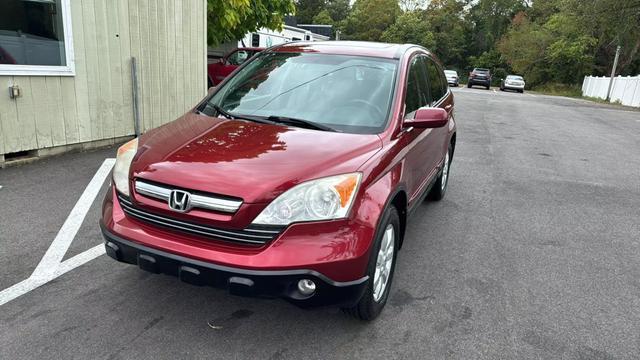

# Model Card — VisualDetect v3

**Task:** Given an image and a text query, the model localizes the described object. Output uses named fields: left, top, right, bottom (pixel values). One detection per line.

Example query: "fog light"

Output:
left=297, top=279, right=316, bottom=296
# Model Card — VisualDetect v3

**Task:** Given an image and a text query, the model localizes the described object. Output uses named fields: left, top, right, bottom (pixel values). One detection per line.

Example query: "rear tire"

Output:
left=467, top=83, right=472, bottom=88
left=342, top=206, right=400, bottom=321
left=428, top=143, right=453, bottom=201
left=486, top=85, right=490, bottom=90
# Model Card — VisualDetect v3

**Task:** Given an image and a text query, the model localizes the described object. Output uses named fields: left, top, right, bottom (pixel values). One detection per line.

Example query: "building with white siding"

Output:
left=0, top=0, right=207, bottom=166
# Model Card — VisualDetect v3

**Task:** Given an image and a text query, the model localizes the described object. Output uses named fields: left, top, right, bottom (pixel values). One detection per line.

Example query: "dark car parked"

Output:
left=102, top=41, right=456, bottom=321
left=467, top=68, right=491, bottom=89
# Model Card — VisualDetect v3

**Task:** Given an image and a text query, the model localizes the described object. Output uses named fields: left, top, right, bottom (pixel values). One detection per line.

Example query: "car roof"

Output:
left=269, top=41, right=419, bottom=59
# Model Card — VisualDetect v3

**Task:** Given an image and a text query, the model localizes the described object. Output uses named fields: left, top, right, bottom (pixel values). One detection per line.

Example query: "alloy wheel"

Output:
left=441, top=151, right=450, bottom=191
left=373, top=224, right=395, bottom=302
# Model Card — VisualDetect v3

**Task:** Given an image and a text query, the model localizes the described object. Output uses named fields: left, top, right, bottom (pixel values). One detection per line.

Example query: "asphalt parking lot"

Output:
left=1, top=87, right=639, bottom=359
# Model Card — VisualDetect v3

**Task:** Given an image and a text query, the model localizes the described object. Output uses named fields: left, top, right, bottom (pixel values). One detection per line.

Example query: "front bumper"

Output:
left=101, top=223, right=368, bottom=307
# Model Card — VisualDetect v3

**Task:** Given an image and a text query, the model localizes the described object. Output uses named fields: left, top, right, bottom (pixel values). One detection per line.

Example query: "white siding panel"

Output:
left=117, top=0, right=134, bottom=135
left=29, top=77, right=53, bottom=148
left=71, top=0, right=92, bottom=142
left=0, top=76, right=19, bottom=153
left=12, top=77, right=38, bottom=151
left=46, top=77, right=67, bottom=146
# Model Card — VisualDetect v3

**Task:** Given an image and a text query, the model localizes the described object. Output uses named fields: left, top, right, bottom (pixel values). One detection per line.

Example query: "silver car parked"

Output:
left=444, top=70, right=459, bottom=87
left=500, top=75, right=525, bottom=93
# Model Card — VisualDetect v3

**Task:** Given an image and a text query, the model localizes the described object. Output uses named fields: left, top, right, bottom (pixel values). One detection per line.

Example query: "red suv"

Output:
left=207, top=47, right=264, bottom=87
left=102, top=41, right=456, bottom=320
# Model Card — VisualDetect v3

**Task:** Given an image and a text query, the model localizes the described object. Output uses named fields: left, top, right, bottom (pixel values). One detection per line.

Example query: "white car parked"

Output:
left=500, top=75, right=526, bottom=93
left=444, top=70, right=459, bottom=87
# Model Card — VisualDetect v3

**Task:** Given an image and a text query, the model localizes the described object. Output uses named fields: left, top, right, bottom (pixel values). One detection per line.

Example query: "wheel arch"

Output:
left=390, top=190, right=408, bottom=249
left=450, top=132, right=457, bottom=157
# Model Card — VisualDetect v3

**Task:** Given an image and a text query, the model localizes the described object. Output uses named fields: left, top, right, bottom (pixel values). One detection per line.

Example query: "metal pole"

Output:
left=131, top=57, right=141, bottom=137
left=606, top=45, right=621, bottom=101
left=335, top=30, right=341, bottom=41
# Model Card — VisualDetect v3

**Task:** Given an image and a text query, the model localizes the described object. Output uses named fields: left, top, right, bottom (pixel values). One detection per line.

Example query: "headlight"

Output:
left=113, top=138, right=138, bottom=196
left=252, top=173, right=362, bottom=226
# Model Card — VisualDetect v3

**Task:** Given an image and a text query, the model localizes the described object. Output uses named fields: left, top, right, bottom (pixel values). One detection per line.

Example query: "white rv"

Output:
left=208, top=25, right=330, bottom=59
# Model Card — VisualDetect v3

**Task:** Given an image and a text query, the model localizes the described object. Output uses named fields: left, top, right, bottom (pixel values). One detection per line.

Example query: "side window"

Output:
left=416, top=56, right=430, bottom=107
left=425, top=58, right=446, bottom=103
left=228, top=50, right=249, bottom=66
left=404, top=58, right=422, bottom=118
left=251, top=33, right=260, bottom=47
left=438, top=64, right=448, bottom=98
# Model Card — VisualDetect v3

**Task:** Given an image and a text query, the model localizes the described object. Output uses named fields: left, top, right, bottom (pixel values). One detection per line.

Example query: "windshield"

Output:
left=444, top=70, right=457, bottom=75
left=207, top=52, right=398, bottom=134
left=474, top=68, right=489, bottom=73
left=507, top=75, right=523, bottom=81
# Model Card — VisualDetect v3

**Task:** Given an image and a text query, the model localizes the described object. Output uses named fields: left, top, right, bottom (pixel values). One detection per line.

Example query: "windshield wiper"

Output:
left=266, top=116, right=338, bottom=132
left=211, top=104, right=274, bottom=125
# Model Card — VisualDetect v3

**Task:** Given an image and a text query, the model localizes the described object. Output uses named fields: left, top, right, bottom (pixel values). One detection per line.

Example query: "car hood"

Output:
left=132, top=112, right=382, bottom=203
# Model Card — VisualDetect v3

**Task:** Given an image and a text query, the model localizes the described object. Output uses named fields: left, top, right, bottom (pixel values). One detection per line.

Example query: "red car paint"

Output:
left=102, top=41, right=456, bottom=305
left=207, top=47, right=264, bottom=86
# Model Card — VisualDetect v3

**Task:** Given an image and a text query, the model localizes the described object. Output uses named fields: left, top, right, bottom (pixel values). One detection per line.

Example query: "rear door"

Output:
left=424, top=56, right=452, bottom=168
left=401, top=54, right=439, bottom=204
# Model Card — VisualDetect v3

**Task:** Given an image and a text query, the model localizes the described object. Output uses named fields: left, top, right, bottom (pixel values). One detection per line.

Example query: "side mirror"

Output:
left=404, top=108, right=448, bottom=128
left=218, top=58, right=225, bottom=64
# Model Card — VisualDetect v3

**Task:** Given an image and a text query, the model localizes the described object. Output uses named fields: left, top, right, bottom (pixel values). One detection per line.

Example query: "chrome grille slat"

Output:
left=135, top=180, right=242, bottom=213
left=117, top=194, right=283, bottom=245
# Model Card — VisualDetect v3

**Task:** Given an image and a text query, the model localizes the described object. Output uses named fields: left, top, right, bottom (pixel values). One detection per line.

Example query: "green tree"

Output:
left=343, top=0, right=401, bottom=41
left=312, top=9, right=334, bottom=25
left=560, top=0, right=640, bottom=76
left=498, top=11, right=597, bottom=85
left=424, top=0, right=472, bottom=70
left=295, top=0, right=325, bottom=24
left=497, top=14, right=550, bottom=85
left=381, top=11, right=435, bottom=49
left=467, top=0, right=528, bottom=54
left=207, top=0, right=295, bottom=46
left=326, top=0, right=351, bottom=22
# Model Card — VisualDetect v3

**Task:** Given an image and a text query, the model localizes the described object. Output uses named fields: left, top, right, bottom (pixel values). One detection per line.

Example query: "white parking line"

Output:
left=0, top=159, right=115, bottom=306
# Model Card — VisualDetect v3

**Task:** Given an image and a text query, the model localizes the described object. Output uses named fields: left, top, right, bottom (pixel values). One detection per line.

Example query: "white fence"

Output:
left=582, top=75, right=640, bottom=107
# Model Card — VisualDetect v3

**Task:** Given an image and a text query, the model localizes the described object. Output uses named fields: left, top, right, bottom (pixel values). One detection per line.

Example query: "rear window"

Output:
left=474, top=68, right=489, bottom=73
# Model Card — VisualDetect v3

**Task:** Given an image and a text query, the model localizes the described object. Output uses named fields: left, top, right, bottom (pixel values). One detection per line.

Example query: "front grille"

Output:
left=117, top=194, right=283, bottom=245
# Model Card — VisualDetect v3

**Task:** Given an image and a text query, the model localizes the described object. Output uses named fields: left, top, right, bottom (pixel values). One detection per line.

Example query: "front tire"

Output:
left=467, top=83, right=472, bottom=88
left=342, top=206, right=400, bottom=321
left=428, top=143, right=453, bottom=201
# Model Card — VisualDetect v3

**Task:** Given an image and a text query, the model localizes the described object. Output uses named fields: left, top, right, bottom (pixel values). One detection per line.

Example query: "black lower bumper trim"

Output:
left=100, top=223, right=368, bottom=308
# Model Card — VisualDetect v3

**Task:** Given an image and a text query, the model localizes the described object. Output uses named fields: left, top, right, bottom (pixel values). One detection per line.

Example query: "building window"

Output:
left=0, top=0, right=74, bottom=76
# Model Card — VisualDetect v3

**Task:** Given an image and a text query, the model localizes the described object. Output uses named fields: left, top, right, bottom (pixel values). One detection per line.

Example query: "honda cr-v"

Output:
left=101, top=41, right=457, bottom=320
